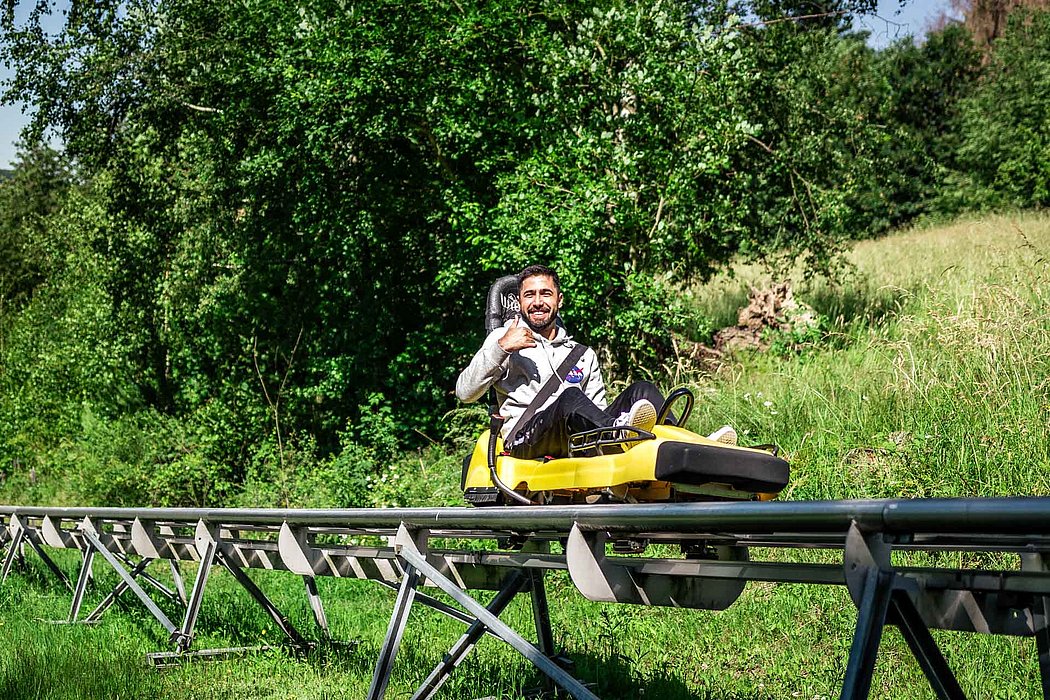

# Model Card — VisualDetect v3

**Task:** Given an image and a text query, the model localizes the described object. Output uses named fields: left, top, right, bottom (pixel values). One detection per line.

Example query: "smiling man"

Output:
left=455, top=264, right=666, bottom=459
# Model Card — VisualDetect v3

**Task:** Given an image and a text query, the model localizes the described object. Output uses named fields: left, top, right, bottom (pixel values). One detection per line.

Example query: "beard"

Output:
left=522, top=306, right=556, bottom=333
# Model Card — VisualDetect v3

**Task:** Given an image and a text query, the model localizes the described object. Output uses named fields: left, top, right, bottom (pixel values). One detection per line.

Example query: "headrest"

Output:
left=485, top=275, right=519, bottom=334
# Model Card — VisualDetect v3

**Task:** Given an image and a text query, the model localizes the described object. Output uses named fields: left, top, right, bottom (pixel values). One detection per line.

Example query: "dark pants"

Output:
left=507, top=381, right=666, bottom=460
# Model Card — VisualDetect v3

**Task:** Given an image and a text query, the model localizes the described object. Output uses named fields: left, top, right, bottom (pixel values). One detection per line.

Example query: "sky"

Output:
left=0, top=0, right=958, bottom=170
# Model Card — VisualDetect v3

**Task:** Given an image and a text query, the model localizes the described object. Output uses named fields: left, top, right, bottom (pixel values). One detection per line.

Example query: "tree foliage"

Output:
left=954, top=8, right=1050, bottom=207
left=0, top=0, right=1045, bottom=505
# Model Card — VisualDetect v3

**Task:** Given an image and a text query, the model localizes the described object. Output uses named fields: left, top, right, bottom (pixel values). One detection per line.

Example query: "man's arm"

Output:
left=581, top=348, right=608, bottom=410
left=455, top=328, right=512, bottom=403
left=456, top=317, right=537, bottom=403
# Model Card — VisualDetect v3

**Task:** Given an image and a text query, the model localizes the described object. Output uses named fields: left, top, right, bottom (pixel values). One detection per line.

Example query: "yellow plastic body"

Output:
left=462, top=425, right=779, bottom=500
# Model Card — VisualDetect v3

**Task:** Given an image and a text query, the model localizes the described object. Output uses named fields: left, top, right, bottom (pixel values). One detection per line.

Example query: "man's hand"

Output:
left=498, top=316, right=536, bottom=353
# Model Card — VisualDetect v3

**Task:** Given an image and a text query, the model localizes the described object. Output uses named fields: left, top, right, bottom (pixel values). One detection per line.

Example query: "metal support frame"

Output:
left=889, top=590, right=966, bottom=699
left=303, top=576, right=331, bottom=641
left=175, top=527, right=218, bottom=651
left=115, top=551, right=179, bottom=601
left=79, top=527, right=179, bottom=635
left=842, top=567, right=896, bottom=699
left=529, top=570, right=556, bottom=658
left=68, top=547, right=96, bottom=622
left=5, top=499, right=1050, bottom=698
left=1, top=525, right=25, bottom=583
left=374, top=579, right=499, bottom=632
left=394, top=525, right=599, bottom=700
left=410, top=571, right=530, bottom=700
left=83, top=557, right=153, bottom=623
left=1039, top=595, right=1050, bottom=700
left=368, top=564, right=421, bottom=700
left=170, top=560, right=188, bottom=606
left=842, top=523, right=966, bottom=700
left=24, top=532, right=73, bottom=590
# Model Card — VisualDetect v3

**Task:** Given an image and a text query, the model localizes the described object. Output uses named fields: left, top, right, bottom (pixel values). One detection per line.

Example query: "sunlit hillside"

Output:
left=684, top=213, right=1050, bottom=502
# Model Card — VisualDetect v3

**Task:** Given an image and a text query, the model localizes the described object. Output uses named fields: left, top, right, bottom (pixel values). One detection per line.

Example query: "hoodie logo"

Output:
left=565, top=365, right=584, bottom=384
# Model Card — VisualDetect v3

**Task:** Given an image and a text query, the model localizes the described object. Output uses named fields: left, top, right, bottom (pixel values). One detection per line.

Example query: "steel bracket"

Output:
left=566, top=523, right=746, bottom=609
left=842, top=521, right=966, bottom=700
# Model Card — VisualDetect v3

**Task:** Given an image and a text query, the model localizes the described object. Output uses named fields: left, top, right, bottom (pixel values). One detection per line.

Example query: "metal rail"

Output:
left=1, top=498, right=1049, bottom=699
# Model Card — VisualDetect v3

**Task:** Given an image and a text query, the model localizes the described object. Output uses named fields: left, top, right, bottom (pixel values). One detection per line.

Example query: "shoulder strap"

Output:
left=504, top=342, right=589, bottom=447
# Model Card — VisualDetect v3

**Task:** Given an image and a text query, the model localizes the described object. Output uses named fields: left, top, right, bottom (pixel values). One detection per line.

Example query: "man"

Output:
left=455, top=264, right=669, bottom=460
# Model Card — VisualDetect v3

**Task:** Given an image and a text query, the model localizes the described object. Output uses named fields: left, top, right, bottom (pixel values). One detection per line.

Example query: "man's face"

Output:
left=519, top=274, right=562, bottom=333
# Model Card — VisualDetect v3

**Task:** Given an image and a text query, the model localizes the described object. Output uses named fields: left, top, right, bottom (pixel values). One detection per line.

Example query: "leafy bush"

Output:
left=952, top=9, right=1050, bottom=210
left=51, top=408, right=232, bottom=507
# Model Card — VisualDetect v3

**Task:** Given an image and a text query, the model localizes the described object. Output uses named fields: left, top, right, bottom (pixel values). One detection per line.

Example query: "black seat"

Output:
left=485, top=275, right=520, bottom=334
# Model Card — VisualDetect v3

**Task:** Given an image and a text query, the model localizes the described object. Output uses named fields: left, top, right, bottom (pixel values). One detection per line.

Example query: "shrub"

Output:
left=953, top=10, right=1050, bottom=209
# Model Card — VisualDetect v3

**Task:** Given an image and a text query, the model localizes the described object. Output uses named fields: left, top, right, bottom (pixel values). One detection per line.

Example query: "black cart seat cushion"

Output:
left=655, top=442, right=790, bottom=493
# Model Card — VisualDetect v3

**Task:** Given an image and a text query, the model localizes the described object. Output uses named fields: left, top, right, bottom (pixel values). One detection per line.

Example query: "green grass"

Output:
left=683, top=212, right=1050, bottom=502
left=0, top=549, right=1041, bottom=698
left=3, top=212, right=1050, bottom=697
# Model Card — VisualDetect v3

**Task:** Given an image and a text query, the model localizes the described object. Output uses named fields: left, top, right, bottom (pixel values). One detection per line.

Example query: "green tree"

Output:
left=0, top=0, right=908, bottom=467
left=955, top=9, right=1050, bottom=208
left=0, top=143, right=73, bottom=315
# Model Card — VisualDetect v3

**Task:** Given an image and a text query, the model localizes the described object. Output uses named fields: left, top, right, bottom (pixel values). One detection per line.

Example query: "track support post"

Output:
left=174, top=519, right=219, bottom=651
left=1, top=517, right=27, bottom=584
left=368, top=545, right=422, bottom=700
left=394, top=524, right=599, bottom=700
left=842, top=522, right=966, bottom=700
left=303, top=575, right=332, bottom=642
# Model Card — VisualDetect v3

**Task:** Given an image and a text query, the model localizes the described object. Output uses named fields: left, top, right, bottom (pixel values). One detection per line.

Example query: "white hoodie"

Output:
left=455, top=318, right=607, bottom=439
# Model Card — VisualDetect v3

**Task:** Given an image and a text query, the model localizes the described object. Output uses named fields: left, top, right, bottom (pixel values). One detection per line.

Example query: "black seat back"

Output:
left=485, top=275, right=520, bottom=334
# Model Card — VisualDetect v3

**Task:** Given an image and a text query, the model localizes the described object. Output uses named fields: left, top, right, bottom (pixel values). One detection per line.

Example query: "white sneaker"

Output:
left=707, top=425, right=737, bottom=445
left=612, top=399, right=658, bottom=438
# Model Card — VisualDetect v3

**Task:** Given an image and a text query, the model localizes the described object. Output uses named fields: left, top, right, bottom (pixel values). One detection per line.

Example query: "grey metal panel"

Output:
left=566, top=524, right=746, bottom=610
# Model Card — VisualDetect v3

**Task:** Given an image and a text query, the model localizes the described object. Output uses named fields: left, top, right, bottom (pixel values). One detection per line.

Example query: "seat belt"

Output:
left=502, top=342, right=589, bottom=448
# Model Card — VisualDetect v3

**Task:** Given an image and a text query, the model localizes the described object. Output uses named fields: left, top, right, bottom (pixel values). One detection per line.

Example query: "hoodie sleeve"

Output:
left=581, top=348, right=607, bottom=410
left=455, top=327, right=511, bottom=403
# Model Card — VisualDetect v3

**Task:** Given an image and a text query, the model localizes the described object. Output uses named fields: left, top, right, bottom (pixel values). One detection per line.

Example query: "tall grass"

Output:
left=686, top=213, right=1050, bottom=501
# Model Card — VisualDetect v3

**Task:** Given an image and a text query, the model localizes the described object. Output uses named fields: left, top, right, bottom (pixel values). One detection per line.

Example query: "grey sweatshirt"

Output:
left=455, top=318, right=606, bottom=439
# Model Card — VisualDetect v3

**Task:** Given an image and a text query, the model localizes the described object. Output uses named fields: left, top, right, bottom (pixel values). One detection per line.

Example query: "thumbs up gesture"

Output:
left=498, top=316, right=536, bottom=353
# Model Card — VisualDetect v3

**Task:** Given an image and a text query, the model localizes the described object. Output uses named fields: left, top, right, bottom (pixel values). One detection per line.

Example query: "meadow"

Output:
left=2, top=212, right=1049, bottom=699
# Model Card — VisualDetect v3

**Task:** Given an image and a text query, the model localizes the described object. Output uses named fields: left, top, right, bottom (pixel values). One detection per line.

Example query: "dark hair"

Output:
left=517, top=264, right=560, bottom=293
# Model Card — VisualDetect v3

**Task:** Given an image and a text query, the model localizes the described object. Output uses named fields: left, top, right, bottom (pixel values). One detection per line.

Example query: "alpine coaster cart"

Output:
left=461, top=274, right=790, bottom=506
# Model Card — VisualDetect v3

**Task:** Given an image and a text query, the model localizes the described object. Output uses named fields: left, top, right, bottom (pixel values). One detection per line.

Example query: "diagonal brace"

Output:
left=374, top=578, right=499, bottom=636
left=215, top=550, right=310, bottom=650
left=24, top=532, right=73, bottom=591
left=80, top=528, right=178, bottom=635
left=888, top=590, right=967, bottom=700
left=1038, top=596, right=1050, bottom=700
left=83, top=557, right=153, bottom=623
left=115, top=551, right=180, bottom=602
left=411, top=570, right=529, bottom=700
left=398, top=545, right=598, bottom=700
